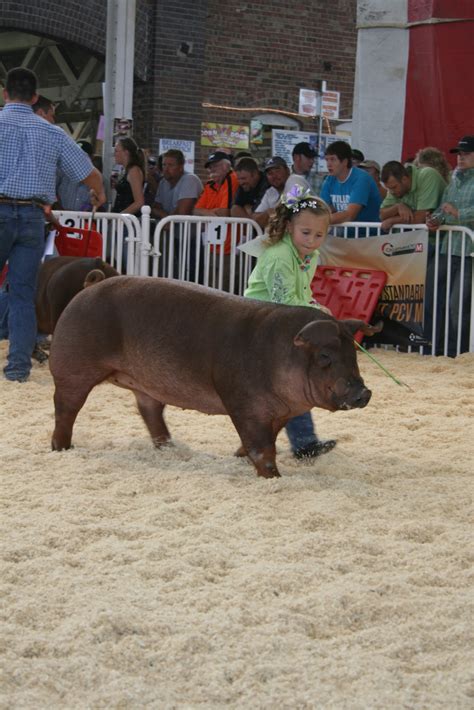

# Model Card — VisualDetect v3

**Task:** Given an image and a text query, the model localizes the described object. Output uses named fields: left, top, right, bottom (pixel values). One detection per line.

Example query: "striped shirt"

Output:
left=0, top=103, right=92, bottom=204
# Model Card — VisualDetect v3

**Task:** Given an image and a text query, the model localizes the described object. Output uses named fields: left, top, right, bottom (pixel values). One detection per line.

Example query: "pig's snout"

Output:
left=332, top=379, right=372, bottom=410
left=355, top=387, right=371, bottom=408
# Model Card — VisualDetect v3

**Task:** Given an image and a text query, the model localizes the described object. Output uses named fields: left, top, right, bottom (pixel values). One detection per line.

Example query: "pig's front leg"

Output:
left=230, top=415, right=281, bottom=478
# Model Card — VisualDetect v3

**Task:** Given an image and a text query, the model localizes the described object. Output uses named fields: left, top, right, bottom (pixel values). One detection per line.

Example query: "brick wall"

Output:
left=144, top=0, right=357, bottom=175
left=0, top=0, right=358, bottom=174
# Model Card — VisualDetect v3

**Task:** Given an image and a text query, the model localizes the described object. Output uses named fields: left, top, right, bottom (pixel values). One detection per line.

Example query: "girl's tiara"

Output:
left=280, top=184, right=322, bottom=213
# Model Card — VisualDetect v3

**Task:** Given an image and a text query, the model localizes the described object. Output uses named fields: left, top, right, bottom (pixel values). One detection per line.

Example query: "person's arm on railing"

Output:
left=328, top=203, right=362, bottom=225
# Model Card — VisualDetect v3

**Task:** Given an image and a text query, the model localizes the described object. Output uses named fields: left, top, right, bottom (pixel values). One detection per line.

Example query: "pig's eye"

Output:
left=317, top=352, right=332, bottom=368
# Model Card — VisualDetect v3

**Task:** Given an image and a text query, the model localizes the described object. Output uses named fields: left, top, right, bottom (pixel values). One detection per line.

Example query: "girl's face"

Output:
left=288, top=210, right=329, bottom=259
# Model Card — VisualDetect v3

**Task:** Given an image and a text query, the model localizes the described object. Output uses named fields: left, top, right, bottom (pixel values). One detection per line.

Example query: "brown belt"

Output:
left=0, top=197, right=46, bottom=207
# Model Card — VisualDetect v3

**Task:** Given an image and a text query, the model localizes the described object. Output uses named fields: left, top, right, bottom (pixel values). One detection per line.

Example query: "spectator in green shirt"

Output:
left=426, top=135, right=474, bottom=356
left=379, top=161, right=446, bottom=231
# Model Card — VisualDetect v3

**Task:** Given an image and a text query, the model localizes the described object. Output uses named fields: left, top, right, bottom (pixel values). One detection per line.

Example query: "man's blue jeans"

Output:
left=0, top=204, right=45, bottom=379
left=285, top=412, right=317, bottom=453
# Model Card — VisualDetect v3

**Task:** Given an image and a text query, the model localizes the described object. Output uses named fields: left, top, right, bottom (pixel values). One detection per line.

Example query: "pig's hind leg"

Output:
left=134, top=391, right=171, bottom=447
left=51, top=375, right=100, bottom=451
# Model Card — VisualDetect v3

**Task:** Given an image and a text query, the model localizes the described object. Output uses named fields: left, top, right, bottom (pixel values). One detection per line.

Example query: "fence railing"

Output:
left=51, top=208, right=473, bottom=357
left=52, top=210, right=142, bottom=275
left=144, top=214, right=263, bottom=295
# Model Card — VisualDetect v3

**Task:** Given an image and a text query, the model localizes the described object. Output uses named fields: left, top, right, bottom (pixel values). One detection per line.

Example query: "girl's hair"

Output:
left=117, top=137, right=145, bottom=175
left=414, top=146, right=451, bottom=183
left=266, top=193, right=331, bottom=245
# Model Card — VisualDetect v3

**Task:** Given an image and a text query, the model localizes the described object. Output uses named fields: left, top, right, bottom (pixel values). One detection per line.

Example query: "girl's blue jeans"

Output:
left=285, top=412, right=317, bottom=453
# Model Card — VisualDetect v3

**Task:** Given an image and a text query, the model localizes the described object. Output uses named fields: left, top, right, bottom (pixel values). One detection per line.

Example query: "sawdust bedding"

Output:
left=1, top=341, right=473, bottom=709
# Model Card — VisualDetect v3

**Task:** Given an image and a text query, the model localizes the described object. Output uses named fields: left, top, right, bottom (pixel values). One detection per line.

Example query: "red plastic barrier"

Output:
left=311, top=266, right=387, bottom=342
left=55, top=225, right=103, bottom=258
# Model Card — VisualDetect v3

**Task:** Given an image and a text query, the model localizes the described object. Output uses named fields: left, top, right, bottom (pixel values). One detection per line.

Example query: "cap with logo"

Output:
left=264, top=156, right=288, bottom=171
left=359, top=159, right=381, bottom=173
left=449, top=135, right=474, bottom=153
left=292, top=142, right=316, bottom=158
left=205, top=150, right=233, bottom=167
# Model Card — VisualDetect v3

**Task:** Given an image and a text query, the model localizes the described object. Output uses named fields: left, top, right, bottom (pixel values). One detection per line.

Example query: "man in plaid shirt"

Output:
left=0, top=67, right=106, bottom=382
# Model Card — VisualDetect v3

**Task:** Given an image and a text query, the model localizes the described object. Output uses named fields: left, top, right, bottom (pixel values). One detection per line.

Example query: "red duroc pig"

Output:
left=49, top=277, right=381, bottom=478
left=36, top=256, right=120, bottom=335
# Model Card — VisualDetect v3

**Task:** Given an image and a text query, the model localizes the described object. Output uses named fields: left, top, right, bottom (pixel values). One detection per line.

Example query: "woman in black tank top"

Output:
left=112, top=138, right=145, bottom=216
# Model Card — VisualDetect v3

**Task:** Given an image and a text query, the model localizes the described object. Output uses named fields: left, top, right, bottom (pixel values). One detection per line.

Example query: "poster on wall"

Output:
left=201, top=122, right=249, bottom=149
left=319, top=229, right=429, bottom=345
left=113, top=118, right=133, bottom=145
left=272, top=129, right=350, bottom=173
left=250, top=119, right=263, bottom=145
left=159, top=138, right=195, bottom=172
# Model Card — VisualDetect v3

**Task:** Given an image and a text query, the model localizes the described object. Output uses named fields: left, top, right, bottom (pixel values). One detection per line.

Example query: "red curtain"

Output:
left=402, top=2, right=474, bottom=163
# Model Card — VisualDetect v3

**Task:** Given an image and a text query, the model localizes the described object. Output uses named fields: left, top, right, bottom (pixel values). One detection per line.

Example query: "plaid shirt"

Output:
left=0, top=103, right=92, bottom=204
left=431, top=168, right=474, bottom=257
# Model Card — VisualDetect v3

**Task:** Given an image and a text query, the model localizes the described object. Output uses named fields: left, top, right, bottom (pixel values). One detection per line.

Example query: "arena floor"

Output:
left=1, top=343, right=473, bottom=708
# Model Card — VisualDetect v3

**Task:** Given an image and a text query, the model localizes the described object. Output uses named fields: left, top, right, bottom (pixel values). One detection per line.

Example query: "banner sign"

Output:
left=201, top=122, right=249, bottom=149
left=318, top=229, right=430, bottom=345
left=298, top=88, right=320, bottom=117
left=272, top=129, right=350, bottom=173
left=159, top=138, right=195, bottom=172
left=321, top=90, right=340, bottom=119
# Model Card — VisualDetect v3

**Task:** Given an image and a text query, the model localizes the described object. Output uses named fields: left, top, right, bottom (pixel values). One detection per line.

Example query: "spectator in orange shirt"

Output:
left=193, top=151, right=238, bottom=218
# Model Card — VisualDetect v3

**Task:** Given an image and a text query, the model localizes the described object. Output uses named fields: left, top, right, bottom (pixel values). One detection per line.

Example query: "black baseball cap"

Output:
left=264, top=156, right=288, bottom=171
left=76, top=140, right=94, bottom=156
left=352, top=149, right=365, bottom=162
left=292, top=142, right=316, bottom=158
left=205, top=150, right=233, bottom=167
left=449, top=135, right=474, bottom=153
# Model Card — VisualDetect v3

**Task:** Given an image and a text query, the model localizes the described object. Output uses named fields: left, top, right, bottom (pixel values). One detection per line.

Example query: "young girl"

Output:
left=112, top=137, right=145, bottom=216
left=244, top=184, right=336, bottom=459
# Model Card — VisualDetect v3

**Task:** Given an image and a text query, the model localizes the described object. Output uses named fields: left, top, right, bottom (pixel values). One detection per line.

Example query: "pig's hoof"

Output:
left=153, top=438, right=172, bottom=449
left=258, top=469, right=281, bottom=478
left=294, top=439, right=337, bottom=460
left=234, top=444, right=248, bottom=458
left=51, top=440, right=73, bottom=452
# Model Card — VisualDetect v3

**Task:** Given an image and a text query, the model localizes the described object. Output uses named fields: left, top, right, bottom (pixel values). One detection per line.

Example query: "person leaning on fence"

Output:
left=243, top=185, right=336, bottom=460
left=320, top=140, right=381, bottom=233
left=414, top=146, right=452, bottom=184
left=252, top=156, right=290, bottom=229
left=426, top=135, right=474, bottom=356
left=230, top=157, right=268, bottom=221
left=0, top=67, right=106, bottom=383
left=151, top=149, right=202, bottom=220
left=193, top=151, right=238, bottom=219
left=359, top=159, right=387, bottom=201
left=193, top=151, right=240, bottom=288
left=379, top=160, right=446, bottom=231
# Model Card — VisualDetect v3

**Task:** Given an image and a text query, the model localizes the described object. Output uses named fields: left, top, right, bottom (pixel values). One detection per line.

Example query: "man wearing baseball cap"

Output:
left=426, top=135, right=474, bottom=355
left=359, top=159, right=387, bottom=200
left=253, top=156, right=290, bottom=228
left=193, top=151, right=238, bottom=222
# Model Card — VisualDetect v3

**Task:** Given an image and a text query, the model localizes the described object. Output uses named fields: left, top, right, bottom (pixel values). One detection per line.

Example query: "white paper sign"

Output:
left=159, top=138, right=195, bottom=172
left=203, top=220, right=228, bottom=245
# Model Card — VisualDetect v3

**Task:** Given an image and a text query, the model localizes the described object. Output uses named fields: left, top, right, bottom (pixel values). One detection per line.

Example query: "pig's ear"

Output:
left=341, top=319, right=383, bottom=337
left=294, top=320, right=341, bottom=351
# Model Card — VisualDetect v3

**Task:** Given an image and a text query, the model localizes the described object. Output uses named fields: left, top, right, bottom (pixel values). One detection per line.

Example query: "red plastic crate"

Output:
left=55, top=225, right=103, bottom=258
left=311, top=266, right=387, bottom=342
